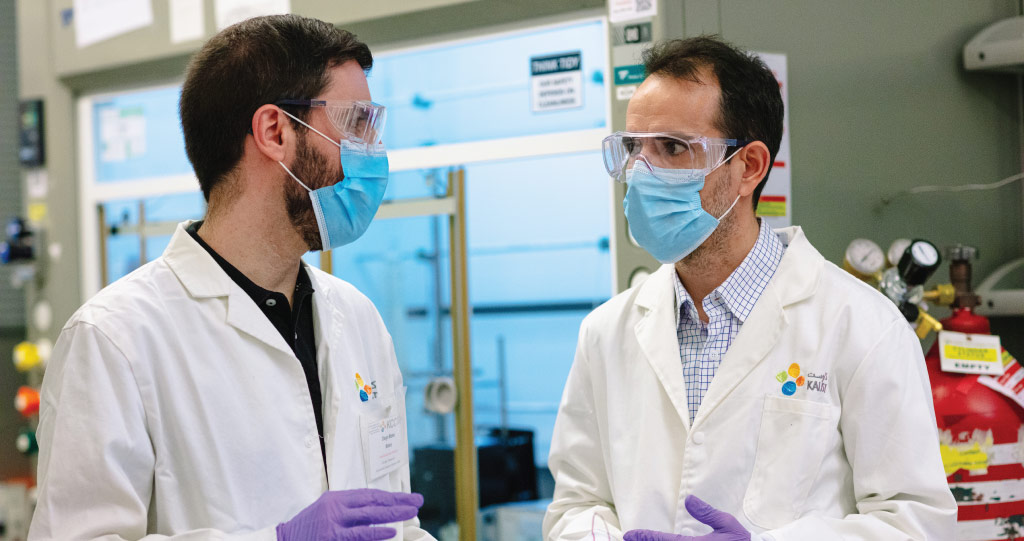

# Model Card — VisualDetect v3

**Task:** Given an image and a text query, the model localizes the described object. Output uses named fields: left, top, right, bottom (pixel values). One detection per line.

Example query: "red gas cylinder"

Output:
left=926, top=307, right=1024, bottom=541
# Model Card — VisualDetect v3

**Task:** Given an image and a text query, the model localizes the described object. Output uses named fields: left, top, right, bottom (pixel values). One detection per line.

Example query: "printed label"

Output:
left=939, top=331, right=1003, bottom=376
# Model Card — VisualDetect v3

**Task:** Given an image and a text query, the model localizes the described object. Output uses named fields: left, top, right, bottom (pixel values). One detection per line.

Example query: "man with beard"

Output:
left=543, top=37, right=955, bottom=540
left=30, top=15, right=432, bottom=541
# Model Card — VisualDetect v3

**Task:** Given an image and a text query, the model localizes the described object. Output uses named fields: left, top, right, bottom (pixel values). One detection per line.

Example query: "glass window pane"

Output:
left=369, top=19, right=607, bottom=150
left=102, top=200, right=140, bottom=284
left=103, top=193, right=206, bottom=285
left=329, top=149, right=612, bottom=527
left=463, top=151, right=611, bottom=473
left=329, top=214, right=455, bottom=536
left=92, top=86, right=192, bottom=183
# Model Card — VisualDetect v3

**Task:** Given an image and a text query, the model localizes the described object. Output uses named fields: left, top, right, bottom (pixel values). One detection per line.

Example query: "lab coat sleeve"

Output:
left=543, top=325, right=623, bottom=541
left=764, top=320, right=957, bottom=541
left=29, top=322, right=277, bottom=541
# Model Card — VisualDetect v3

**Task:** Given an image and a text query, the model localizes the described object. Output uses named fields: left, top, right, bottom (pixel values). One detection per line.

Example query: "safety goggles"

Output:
left=276, top=99, right=387, bottom=147
left=602, top=131, right=749, bottom=182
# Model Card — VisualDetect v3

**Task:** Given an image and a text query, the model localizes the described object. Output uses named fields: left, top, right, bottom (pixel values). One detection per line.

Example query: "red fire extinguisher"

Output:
left=926, top=246, right=1024, bottom=541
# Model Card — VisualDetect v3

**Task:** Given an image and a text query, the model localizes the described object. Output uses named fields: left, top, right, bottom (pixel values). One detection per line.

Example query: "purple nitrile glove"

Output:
left=277, top=488, right=424, bottom=541
left=623, top=495, right=751, bottom=541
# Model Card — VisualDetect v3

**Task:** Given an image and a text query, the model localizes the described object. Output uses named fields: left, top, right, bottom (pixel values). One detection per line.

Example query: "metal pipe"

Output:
left=448, top=167, right=478, bottom=541
left=319, top=250, right=332, bottom=276
left=431, top=209, right=447, bottom=443
left=98, top=204, right=108, bottom=287
left=137, top=200, right=147, bottom=266
left=1018, top=72, right=1024, bottom=252
left=497, top=335, right=509, bottom=441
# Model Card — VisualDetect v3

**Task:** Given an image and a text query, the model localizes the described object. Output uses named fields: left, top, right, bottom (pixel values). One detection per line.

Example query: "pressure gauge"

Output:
left=843, top=239, right=885, bottom=281
left=887, top=238, right=912, bottom=267
left=897, top=239, right=941, bottom=286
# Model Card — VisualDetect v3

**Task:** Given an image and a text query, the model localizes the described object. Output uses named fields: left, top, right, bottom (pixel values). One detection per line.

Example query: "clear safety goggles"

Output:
left=277, top=99, right=387, bottom=147
left=601, top=131, right=749, bottom=182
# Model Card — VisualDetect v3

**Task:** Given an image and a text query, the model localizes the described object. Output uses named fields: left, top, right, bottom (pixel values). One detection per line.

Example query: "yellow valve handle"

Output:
left=923, top=284, right=956, bottom=306
left=916, top=311, right=943, bottom=339
left=12, top=342, right=42, bottom=372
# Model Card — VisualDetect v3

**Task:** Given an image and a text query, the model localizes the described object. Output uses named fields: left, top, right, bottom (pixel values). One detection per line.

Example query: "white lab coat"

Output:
left=543, top=226, right=957, bottom=541
left=30, top=222, right=433, bottom=541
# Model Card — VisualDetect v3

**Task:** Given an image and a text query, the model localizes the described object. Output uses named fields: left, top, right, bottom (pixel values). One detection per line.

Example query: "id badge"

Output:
left=359, top=389, right=409, bottom=482
left=359, top=389, right=409, bottom=541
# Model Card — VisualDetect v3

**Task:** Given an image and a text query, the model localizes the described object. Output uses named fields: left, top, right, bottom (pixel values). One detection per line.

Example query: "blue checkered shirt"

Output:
left=674, top=221, right=786, bottom=424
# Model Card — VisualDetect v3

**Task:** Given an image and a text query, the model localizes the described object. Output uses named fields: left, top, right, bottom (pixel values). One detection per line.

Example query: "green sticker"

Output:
left=614, top=64, right=645, bottom=86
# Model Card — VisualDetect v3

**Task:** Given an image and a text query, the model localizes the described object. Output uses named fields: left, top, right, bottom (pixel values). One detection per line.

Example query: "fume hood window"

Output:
left=370, top=19, right=606, bottom=150
left=101, top=192, right=206, bottom=283
left=330, top=151, right=611, bottom=474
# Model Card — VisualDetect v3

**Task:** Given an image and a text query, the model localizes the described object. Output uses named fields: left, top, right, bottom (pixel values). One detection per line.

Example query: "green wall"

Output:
left=716, top=0, right=1022, bottom=283
left=1, top=0, right=29, bottom=482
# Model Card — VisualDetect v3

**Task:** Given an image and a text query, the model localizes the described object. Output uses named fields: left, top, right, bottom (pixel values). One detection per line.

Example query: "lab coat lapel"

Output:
left=163, top=221, right=295, bottom=358
left=634, top=265, right=692, bottom=431
left=691, top=283, right=785, bottom=431
left=690, top=226, right=823, bottom=432
left=223, top=289, right=295, bottom=357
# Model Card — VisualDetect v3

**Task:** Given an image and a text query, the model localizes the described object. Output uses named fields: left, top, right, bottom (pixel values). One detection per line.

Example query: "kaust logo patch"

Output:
left=355, top=372, right=378, bottom=402
left=776, top=363, right=828, bottom=396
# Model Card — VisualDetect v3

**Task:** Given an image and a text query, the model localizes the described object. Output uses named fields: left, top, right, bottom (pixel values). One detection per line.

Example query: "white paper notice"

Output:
left=99, top=108, right=147, bottom=163
left=753, top=52, right=792, bottom=228
left=170, top=0, right=205, bottom=44
left=74, top=0, right=154, bottom=48
left=215, top=0, right=290, bottom=30
left=608, top=0, right=657, bottom=23
left=530, top=52, right=584, bottom=113
left=26, top=170, right=49, bottom=200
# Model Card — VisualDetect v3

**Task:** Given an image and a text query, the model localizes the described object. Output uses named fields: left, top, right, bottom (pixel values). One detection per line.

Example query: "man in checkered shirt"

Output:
left=543, top=36, right=955, bottom=541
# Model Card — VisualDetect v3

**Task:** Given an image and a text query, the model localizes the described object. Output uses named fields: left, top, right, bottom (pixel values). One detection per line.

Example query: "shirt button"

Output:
left=305, top=435, right=314, bottom=448
left=693, top=431, right=705, bottom=445
left=266, top=299, right=277, bottom=307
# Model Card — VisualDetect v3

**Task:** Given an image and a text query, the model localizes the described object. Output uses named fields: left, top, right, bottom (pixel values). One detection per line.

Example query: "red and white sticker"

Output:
left=978, top=350, right=1023, bottom=408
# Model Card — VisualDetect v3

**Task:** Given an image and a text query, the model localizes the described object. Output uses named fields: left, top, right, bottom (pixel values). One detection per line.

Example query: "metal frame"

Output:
left=446, top=168, right=476, bottom=541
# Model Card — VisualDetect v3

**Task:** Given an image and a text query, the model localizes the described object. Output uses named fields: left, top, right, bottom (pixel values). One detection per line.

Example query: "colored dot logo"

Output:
left=776, top=363, right=805, bottom=396
left=355, top=372, right=373, bottom=402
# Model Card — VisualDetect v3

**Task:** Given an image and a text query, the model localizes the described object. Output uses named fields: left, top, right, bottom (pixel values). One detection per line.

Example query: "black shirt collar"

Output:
left=185, top=221, right=314, bottom=307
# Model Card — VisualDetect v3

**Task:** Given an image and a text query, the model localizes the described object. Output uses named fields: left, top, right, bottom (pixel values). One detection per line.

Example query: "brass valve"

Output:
left=923, top=284, right=957, bottom=307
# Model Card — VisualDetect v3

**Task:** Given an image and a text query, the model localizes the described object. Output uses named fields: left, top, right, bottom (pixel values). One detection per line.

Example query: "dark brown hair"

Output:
left=180, top=14, right=372, bottom=200
left=643, top=36, right=784, bottom=209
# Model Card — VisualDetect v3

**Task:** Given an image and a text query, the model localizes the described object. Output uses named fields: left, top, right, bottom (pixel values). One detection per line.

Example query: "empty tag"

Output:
left=939, top=331, right=1003, bottom=376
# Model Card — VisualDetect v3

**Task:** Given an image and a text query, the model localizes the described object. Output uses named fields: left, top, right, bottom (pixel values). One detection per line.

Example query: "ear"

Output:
left=250, top=104, right=292, bottom=164
left=733, top=141, right=771, bottom=198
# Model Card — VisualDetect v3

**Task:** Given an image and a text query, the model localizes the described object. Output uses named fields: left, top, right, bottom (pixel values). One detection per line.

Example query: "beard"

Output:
left=679, top=170, right=738, bottom=270
left=284, top=130, right=342, bottom=252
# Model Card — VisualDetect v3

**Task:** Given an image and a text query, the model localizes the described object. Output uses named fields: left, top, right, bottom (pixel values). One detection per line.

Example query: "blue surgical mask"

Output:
left=278, top=112, right=388, bottom=251
left=623, top=157, right=740, bottom=264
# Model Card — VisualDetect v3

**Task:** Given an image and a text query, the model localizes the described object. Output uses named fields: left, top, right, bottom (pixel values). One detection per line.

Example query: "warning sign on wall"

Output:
left=530, top=52, right=583, bottom=113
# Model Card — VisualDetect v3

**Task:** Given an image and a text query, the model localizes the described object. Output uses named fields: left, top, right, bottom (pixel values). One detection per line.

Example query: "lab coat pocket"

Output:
left=743, top=395, right=835, bottom=530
